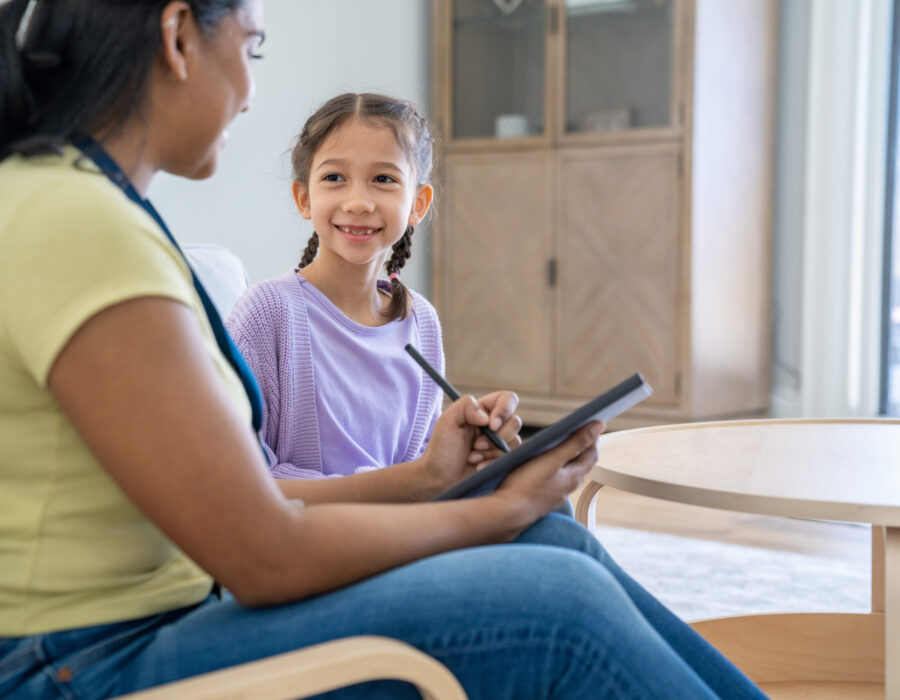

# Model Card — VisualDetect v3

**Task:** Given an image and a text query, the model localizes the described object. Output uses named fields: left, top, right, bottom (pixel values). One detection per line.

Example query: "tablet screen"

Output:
left=433, top=373, right=653, bottom=501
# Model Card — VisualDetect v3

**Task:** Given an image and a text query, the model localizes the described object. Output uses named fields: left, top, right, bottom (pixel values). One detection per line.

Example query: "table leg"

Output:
left=574, top=480, right=604, bottom=527
left=874, top=525, right=885, bottom=613
left=887, top=526, right=900, bottom=698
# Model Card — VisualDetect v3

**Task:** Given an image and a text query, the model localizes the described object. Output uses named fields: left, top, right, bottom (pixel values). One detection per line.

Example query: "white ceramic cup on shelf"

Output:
left=495, top=113, right=529, bottom=138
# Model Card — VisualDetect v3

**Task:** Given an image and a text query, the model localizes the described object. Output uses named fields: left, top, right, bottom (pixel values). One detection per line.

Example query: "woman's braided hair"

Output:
left=290, top=93, right=434, bottom=322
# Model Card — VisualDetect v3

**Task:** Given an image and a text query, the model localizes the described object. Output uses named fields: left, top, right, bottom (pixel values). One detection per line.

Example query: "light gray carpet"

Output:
left=591, top=524, right=871, bottom=622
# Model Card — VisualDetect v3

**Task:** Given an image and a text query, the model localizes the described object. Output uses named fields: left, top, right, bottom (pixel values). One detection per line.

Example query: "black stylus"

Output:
left=404, top=344, right=510, bottom=453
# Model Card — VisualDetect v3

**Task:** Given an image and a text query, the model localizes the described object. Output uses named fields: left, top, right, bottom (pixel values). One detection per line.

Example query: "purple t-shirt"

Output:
left=302, top=277, right=423, bottom=473
left=226, top=271, right=444, bottom=479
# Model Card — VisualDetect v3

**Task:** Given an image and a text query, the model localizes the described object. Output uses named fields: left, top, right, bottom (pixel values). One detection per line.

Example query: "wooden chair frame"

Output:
left=117, top=635, right=467, bottom=700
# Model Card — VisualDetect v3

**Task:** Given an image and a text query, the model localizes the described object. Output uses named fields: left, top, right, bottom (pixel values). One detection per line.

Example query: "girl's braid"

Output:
left=298, top=232, right=319, bottom=268
left=386, top=225, right=414, bottom=276
left=383, top=225, right=414, bottom=320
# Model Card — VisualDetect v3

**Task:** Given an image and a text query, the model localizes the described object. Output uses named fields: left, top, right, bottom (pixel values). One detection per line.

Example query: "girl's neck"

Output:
left=299, top=254, right=391, bottom=327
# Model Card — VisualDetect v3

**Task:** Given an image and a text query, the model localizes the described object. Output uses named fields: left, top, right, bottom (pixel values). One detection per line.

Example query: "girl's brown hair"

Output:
left=291, top=93, right=434, bottom=322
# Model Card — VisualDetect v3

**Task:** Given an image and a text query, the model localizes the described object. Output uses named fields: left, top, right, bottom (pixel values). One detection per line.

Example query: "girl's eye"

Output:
left=248, top=52, right=264, bottom=60
left=375, top=175, right=396, bottom=184
left=323, top=174, right=344, bottom=182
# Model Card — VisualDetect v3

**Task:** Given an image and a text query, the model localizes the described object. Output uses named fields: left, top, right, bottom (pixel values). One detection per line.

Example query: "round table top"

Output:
left=588, top=418, right=900, bottom=525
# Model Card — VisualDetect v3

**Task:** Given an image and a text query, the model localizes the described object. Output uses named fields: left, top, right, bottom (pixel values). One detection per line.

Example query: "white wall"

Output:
left=149, top=0, right=432, bottom=294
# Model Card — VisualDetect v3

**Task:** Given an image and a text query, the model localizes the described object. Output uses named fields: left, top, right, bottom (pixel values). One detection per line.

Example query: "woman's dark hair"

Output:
left=0, top=0, right=245, bottom=160
left=292, top=93, right=435, bottom=322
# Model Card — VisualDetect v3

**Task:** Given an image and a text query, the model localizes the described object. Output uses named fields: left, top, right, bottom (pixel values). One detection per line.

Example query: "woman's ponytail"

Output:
left=0, top=0, right=245, bottom=162
left=0, top=0, right=37, bottom=159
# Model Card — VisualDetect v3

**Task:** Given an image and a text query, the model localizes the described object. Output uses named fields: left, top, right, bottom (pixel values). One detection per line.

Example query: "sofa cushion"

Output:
left=183, top=243, right=249, bottom=318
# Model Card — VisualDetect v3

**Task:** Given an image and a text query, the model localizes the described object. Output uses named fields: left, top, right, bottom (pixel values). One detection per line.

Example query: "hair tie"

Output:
left=15, top=0, right=40, bottom=51
left=13, top=0, right=59, bottom=68
left=388, top=272, right=399, bottom=282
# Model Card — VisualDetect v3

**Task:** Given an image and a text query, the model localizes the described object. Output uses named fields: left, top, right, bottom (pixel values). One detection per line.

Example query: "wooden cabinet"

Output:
left=431, top=0, right=777, bottom=427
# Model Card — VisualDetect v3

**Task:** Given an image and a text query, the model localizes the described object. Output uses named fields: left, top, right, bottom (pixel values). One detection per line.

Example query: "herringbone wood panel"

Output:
left=444, top=153, right=553, bottom=393
left=556, top=150, right=680, bottom=402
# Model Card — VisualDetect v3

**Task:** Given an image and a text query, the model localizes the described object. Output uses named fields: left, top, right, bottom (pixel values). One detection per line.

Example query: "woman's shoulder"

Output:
left=3, top=149, right=141, bottom=222
left=3, top=150, right=180, bottom=261
left=1, top=151, right=188, bottom=283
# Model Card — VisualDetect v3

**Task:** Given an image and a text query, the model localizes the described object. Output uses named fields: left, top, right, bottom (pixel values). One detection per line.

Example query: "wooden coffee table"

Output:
left=574, top=419, right=900, bottom=700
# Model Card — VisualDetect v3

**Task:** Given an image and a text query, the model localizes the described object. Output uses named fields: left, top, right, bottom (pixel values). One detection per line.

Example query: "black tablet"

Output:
left=432, top=373, right=653, bottom=501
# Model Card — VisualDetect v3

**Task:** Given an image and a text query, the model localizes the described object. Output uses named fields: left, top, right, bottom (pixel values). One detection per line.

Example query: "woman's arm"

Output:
left=49, top=297, right=599, bottom=606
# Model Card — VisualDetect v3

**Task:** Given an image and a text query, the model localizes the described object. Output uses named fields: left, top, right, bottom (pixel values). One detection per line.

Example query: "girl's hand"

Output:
left=469, top=390, right=523, bottom=465
left=491, top=420, right=605, bottom=529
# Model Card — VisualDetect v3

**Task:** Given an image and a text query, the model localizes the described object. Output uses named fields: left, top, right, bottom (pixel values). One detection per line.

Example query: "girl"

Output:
left=0, top=2, right=768, bottom=698
left=227, top=94, right=504, bottom=479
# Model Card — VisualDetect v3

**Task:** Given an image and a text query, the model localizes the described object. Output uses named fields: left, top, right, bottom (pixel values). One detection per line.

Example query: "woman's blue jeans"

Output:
left=0, top=514, right=766, bottom=699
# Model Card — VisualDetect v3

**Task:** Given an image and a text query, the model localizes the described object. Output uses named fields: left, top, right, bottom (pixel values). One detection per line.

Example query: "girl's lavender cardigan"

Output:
left=226, top=271, right=444, bottom=479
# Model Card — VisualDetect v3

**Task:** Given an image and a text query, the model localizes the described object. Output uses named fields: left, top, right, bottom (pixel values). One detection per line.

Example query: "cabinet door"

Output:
left=441, top=152, right=554, bottom=393
left=444, top=0, right=549, bottom=143
left=558, top=0, right=682, bottom=139
left=556, top=147, right=681, bottom=403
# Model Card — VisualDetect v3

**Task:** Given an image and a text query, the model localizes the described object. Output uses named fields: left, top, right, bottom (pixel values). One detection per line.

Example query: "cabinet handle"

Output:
left=547, top=258, right=557, bottom=287
left=548, top=4, right=559, bottom=34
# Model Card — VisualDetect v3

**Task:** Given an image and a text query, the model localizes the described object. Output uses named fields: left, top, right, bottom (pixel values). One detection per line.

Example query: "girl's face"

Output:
left=293, top=117, right=433, bottom=271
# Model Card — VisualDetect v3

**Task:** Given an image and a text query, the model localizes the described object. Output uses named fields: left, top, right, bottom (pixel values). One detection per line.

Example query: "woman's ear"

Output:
left=408, top=183, right=434, bottom=226
left=292, top=181, right=312, bottom=219
left=159, top=2, right=195, bottom=81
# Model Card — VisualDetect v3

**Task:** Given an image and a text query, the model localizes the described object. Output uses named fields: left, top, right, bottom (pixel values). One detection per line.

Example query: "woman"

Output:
left=0, top=1, right=767, bottom=698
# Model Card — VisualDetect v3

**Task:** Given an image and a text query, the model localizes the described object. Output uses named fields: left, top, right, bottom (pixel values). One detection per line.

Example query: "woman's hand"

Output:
left=468, top=390, right=523, bottom=464
left=417, top=394, right=507, bottom=491
left=491, top=420, right=605, bottom=532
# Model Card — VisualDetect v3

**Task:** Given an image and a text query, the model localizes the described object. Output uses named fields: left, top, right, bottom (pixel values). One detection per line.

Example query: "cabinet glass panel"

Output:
left=565, top=0, right=674, bottom=134
left=452, top=0, right=546, bottom=140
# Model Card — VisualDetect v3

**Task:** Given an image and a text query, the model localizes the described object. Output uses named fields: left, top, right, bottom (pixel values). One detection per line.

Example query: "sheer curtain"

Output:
left=770, top=0, right=892, bottom=418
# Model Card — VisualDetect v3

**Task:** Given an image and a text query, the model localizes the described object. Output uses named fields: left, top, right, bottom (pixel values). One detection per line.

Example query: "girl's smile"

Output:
left=335, top=224, right=383, bottom=241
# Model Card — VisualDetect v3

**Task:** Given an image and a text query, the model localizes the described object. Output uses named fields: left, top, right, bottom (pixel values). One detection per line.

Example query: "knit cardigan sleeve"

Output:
left=226, top=279, right=328, bottom=480
left=407, top=291, right=445, bottom=459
